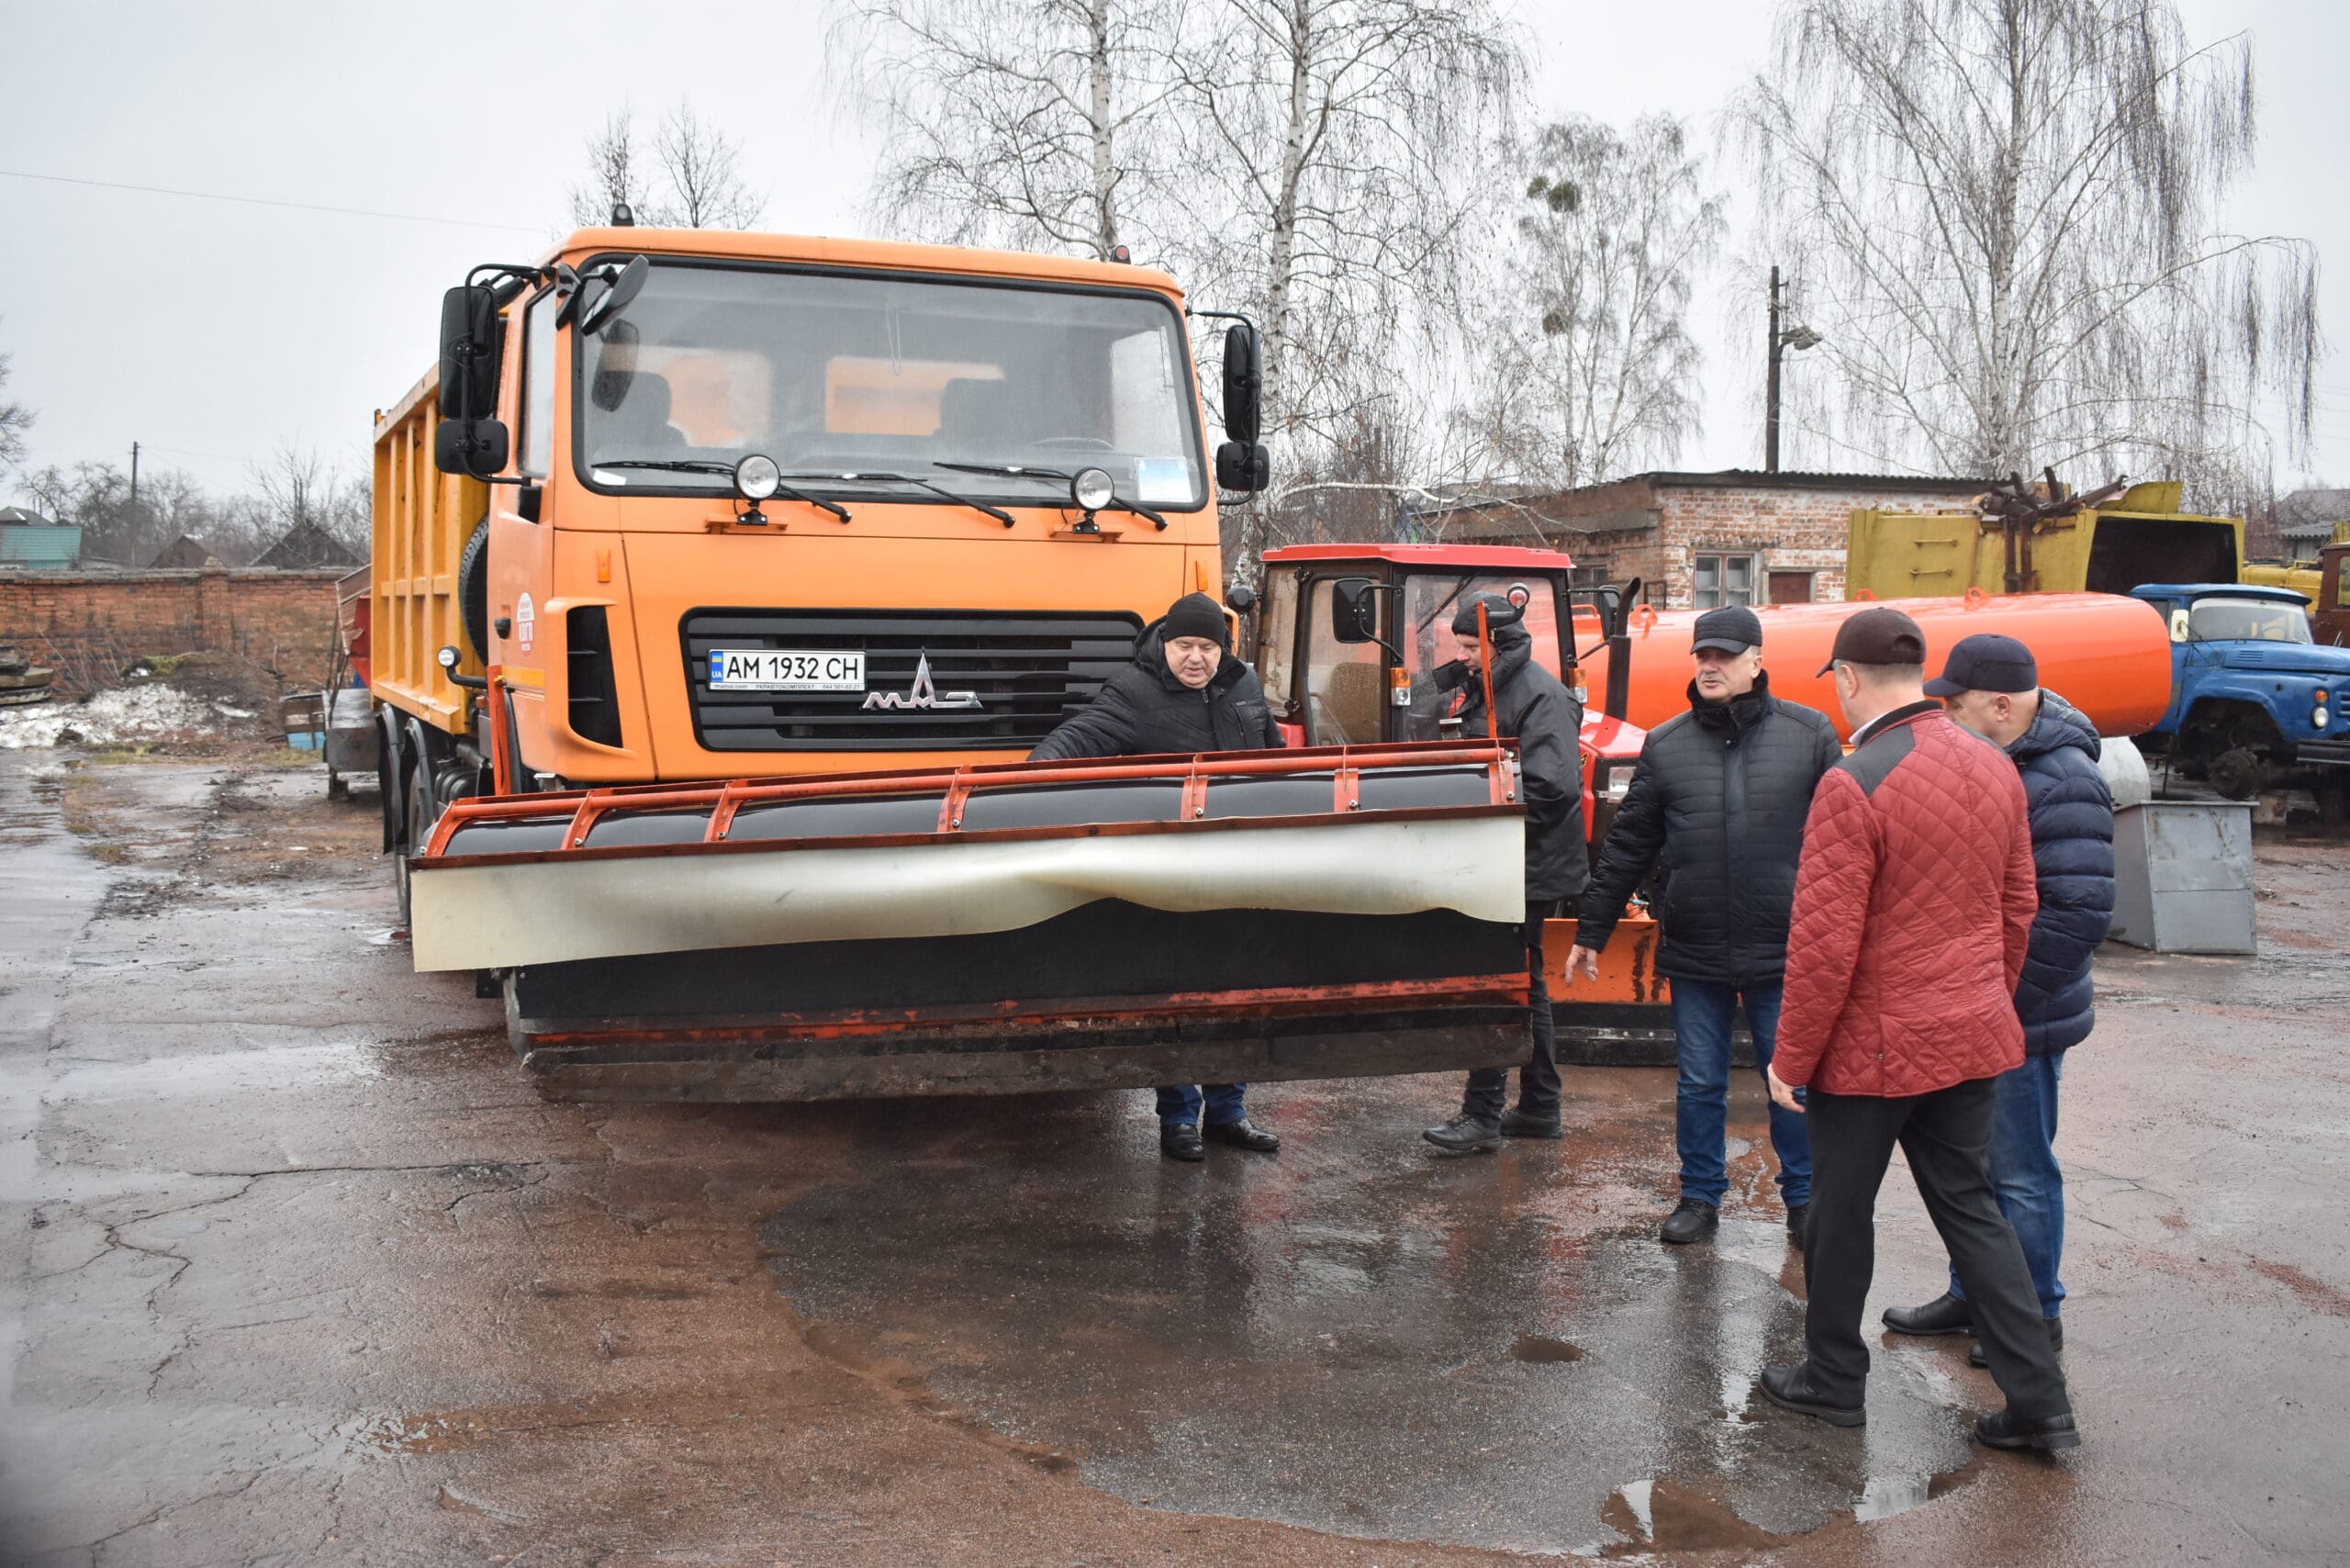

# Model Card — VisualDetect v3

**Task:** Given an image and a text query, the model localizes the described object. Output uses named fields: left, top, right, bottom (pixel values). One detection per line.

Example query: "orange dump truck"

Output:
left=375, top=229, right=1561, bottom=1100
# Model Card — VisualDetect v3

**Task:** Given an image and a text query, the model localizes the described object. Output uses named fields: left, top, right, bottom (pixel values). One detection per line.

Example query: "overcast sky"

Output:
left=2, top=0, right=2343, bottom=510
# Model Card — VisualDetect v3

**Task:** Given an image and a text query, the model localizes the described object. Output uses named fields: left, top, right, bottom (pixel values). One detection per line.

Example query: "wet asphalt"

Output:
left=1, top=750, right=2346, bottom=1566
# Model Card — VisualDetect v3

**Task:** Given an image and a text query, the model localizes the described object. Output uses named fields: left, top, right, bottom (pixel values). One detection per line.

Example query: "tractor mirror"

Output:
left=1330, top=577, right=1381, bottom=644
left=436, top=285, right=500, bottom=421
left=1221, top=323, right=1261, bottom=444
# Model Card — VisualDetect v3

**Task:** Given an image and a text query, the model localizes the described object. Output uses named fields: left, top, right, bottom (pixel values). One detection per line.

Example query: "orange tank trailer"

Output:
left=1583, top=588, right=2175, bottom=740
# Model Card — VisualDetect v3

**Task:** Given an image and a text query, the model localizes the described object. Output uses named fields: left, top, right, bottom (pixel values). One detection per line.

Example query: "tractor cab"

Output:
left=1252, top=543, right=1648, bottom=847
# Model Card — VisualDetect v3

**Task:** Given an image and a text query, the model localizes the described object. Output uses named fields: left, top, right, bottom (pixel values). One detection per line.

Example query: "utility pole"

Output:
left=129, top=441, right=140, bottom=511
left=1765, top=268, right=1823, bottom=473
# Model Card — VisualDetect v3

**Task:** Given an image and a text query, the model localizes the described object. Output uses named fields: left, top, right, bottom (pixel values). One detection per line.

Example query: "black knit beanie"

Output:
left=1161, top=592, right=1229, bottom=646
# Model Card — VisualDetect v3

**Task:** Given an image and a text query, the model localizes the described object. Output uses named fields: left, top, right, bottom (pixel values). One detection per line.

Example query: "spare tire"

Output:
left=457, top=517, right=491, bottom=663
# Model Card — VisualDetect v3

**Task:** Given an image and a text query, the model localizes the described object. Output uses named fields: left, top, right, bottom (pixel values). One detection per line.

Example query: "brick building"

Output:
left=1435, top=470, right=1986, bottom=609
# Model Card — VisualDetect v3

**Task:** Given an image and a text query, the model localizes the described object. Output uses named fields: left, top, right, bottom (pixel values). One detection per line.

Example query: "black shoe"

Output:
left=1423, top=1115, right=1503, bottom=1156
left=1969, top=1317, right=2063, bottom=1368
left=1785, top=1204, right=1809, bottom=1244
left=1498, top=1106, right=1562, bottom=1139
left=1974, top=1406, right=2080, bottom=1451
left=1660, top=1197, right=1718, bottom=1245
left=1204, top=1117, right=1281, bottom=1153
left=1759, top=1362, right=1865, bottom=1428
left=1160, top=1123, right=1204, bottom=1162
left=1883, top=1292, right=1974, bottom=1337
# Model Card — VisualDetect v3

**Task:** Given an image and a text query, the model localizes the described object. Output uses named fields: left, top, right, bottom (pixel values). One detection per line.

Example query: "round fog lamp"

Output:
left=1071, top=466, right=1115, bottom=512
left=734, top=453, right=782, bottom=501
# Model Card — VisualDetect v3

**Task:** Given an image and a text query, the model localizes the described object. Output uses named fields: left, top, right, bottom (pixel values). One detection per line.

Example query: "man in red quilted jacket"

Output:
left=1758, top=607, right=2078, bottom=1452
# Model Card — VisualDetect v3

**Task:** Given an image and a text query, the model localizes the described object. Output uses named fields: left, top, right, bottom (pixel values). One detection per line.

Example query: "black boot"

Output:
left=1203, top=1117, right=1281, bottom=1153
left=1160, top=1123, right=1204, bottom=1162
left=1785, top=1204, right=1809, bottom=1244
left=1422, top=1114, right=1503, bottom=1156
left=1883, top=1292, right=1974, bottom=1337
left=1970, top=1317, right=2062, bottom=1367
left=1759, top=1362, right=1865, bottom=1428
left=1974, top=1406, right=2080, bottom=1450
left=1660, top=1197, right=1718, bottom=1245
left=1498, top=1106, right=1562, bottom=1139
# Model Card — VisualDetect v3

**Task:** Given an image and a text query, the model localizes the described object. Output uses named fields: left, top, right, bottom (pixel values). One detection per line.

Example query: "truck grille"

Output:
left=682, top=609, right=1144, bottom=752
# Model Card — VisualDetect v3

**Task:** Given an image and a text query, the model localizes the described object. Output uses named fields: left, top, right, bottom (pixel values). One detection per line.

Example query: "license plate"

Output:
left=706, top=648, right=866, bottom=691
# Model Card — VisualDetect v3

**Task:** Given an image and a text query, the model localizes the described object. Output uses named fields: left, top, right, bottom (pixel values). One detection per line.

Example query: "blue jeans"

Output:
left=1158, top=1083, right=1247, bottom=1127
left=1951, top=1053, right=2064, bottom=1318
left=1670, top=978, right=1810, bottom=1208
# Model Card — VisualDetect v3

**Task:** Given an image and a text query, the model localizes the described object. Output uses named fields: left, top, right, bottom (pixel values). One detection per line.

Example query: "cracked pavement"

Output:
left=1, top=752, right=2346, bottom=1566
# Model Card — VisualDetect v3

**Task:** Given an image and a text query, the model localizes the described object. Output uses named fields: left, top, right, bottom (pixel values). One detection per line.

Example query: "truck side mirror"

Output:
left=437, top=286, right=501, bottom=421
left=434, top=417, right=509, bottom=476
left=1215, top=440, right=1270, bottom=492
left=576, top=254, right=649, bottom=337
left=1330, top=577, right=1381, bottom=644
left=1221, top=322, right=1261, bottom=444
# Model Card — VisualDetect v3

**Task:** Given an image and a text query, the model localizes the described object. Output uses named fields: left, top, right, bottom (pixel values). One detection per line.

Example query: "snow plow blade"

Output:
left=408, top=743, right=1535, bottom=1101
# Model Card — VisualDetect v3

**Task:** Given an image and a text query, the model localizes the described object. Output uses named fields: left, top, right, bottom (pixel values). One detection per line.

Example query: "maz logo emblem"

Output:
left=862, top=655, right=982, bottom=711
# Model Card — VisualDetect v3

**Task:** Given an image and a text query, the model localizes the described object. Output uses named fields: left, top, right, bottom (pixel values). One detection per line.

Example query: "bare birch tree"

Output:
left=834, top=0, right=1182, bottom=259
left=569, top=103, right=766, bottom=230
left=569, top=108, right=656, bottom=228
left=1732, top=0, right=2321, bottom=498
left=653, top=103, right=767, bottom=229
left=0, top=342, right=31, bottom=475
left=1457, top=114, right=1724, bottom=489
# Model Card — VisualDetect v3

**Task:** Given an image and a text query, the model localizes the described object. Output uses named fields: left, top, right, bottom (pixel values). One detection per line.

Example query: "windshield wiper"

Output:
left=933, top=461, right=1169, bottom=531
left=592, top=459, right=851, bottom=522
left=780, top=470, right=1013, bottom=530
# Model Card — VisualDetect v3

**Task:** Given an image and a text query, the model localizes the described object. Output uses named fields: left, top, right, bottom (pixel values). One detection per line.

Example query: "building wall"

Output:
left=1467, top=477, right=1984, bottom=608
left=0, top=568, right=342, bottom=691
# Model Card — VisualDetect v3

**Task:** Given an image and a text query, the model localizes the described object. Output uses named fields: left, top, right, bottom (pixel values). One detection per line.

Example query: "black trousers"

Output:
left=1461, top=901, right=1561, bottom=1124
left=1805, top=1077, right=2071, bottom=1418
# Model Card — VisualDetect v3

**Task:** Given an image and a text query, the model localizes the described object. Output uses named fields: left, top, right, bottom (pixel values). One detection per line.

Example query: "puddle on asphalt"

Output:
left=758, top=1092, right=1988, bottom=1555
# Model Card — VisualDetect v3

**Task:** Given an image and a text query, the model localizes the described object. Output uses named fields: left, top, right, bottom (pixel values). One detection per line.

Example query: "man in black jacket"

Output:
left=1423, top=593, right=1589, bottom=1155
left=1031, top=592, right=1285, bottom=1161
left=1567, top=605, right=1841, bottom=1243
left=1884, top=633, right=2115, bottom=1364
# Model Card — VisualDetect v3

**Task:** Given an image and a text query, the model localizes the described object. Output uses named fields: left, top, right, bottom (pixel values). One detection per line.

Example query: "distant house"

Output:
left=0, top=506, right=84, bottom=570
left=252, top=520, right=363, bottom=570
left=2277, top=487, right=2350, bottom=553
left=1427, top=469, right=1987, bottom=608
left=149, top=534, right=224, bottom=570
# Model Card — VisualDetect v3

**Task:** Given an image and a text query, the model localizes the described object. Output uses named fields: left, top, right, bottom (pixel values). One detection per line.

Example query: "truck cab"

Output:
left=2316, top=542, right=2349, bottom=648
left=2130, top=582, right=2350, bottom=801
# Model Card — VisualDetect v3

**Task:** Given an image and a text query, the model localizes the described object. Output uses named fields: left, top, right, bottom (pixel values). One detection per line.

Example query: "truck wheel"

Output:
left=457, top=519, right=491, bottom=663
left=2209, top=747, right=2267, bottom=801
left=395, top=756, right=436, bottom=926
left=2319, top=782, right=2350, bottom=830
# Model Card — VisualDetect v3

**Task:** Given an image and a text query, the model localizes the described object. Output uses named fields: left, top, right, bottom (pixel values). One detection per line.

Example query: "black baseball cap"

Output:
left=1925, top=633, right=2038, bottom=696
left=1815, top=606, right=1928, bottom=675
left=1451, top=592, right=1525, bottom=636
left=1691, top=604, right=1763, bottom=655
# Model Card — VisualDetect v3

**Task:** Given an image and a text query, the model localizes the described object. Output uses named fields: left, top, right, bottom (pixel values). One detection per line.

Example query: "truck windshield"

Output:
left=2189, top=598, right=2312, bottom=644
left=576, top=263, right=1205, bottom=509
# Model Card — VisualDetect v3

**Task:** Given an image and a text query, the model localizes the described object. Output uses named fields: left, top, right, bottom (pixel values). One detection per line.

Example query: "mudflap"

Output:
left=505, top=901, right=1532, bottom=1102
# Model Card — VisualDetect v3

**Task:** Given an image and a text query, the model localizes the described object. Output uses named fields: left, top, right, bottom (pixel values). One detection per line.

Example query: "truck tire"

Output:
left=376, top=708, right=406, bottom=854
left=2209, top=747, right=2267, bottom=801
left=457, top=518, right=491, bottom=664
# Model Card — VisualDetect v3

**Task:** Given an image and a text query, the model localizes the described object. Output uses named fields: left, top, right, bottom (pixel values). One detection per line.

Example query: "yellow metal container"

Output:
left=1847, top=481, right=2243, bottom=600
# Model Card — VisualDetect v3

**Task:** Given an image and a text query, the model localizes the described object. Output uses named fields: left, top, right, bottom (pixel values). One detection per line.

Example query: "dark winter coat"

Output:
left=1028, top=617, right=1284, bottom=760
left=1773, top=705, right=2038, bottom=1098
left=1573, top=673, right=1842, bottom=986
left=2000, top=689, right=2117, bottom=1055
left=1452, top=629, right=1588, bottom=903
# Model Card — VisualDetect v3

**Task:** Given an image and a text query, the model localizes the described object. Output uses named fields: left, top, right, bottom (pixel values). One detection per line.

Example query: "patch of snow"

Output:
left=0, top=686, right=247, bottom=749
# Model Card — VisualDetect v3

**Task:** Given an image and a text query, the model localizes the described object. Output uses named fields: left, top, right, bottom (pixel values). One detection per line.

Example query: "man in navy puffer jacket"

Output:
left=1884, top=634, right=2115, bottom=1363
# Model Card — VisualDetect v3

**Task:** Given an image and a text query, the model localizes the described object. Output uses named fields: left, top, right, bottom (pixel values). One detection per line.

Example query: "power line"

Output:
left=0, top=168, right=543, bottom=235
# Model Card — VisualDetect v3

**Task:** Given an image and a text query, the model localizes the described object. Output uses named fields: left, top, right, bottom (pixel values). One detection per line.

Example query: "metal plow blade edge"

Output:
left=407, top=743, right=1538, bottom=1101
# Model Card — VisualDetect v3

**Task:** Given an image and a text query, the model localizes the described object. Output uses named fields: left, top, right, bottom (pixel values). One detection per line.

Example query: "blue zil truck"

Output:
left=2131, top=583, right=2350, bottom=819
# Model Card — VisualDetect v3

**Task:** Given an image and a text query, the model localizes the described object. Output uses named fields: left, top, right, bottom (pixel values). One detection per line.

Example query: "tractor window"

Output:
left=1258, top=571, right=1301, bottom=719
left=2189, top=598, right=2312, bottom=644
left=1395, top=575, right=1564, bottom=741
left=1304, top=578, right=1385, bottom=744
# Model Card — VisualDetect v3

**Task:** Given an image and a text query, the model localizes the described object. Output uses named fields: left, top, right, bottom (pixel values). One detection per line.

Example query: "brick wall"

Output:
left=1450, top=474, right=1985, bottom=609
left=0, top=568, right=343, bottom=690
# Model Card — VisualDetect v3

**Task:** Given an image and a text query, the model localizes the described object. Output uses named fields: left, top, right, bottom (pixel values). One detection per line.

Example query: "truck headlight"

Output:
left=2316, top=704, right=2331, bottom=730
